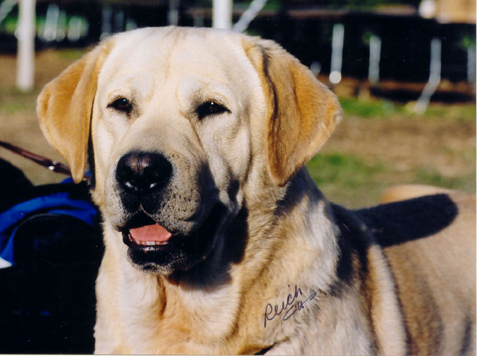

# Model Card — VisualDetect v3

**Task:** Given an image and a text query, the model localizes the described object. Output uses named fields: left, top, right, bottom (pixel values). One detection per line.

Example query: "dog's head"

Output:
left=37, top=27, right=341, bottom=275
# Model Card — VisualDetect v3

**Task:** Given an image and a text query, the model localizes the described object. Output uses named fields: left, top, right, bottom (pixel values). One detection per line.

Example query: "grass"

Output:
left=57, top=49, right=87, bottom=61
left=0, top=100, right=29, bottom=114
left=415, top=168, right=476, bottom=193
left=306, top=153, right=389, bottom=208
left=306, top=151, right=476, bottom=208
left=307, top=153, right=387, bottom=189
left=339, top=97, right=399, bottom=119
left=340, top=96, right=477, bottom=122
left=423, top=104, right=477, bottom=122
left=0, top=90, right=36, bottom=114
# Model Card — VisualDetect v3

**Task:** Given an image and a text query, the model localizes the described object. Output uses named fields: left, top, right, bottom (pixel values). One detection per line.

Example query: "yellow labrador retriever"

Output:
left=37, top=27, right=475, bottom=355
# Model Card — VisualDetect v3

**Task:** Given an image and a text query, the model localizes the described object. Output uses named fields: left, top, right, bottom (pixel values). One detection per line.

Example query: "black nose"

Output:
left=116, top=152, right=173, bottom=195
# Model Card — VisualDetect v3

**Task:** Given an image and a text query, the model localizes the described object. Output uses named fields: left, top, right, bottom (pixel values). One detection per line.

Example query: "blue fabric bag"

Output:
left=0, top=159, right=103, bottom=353
left=0, top=188, right=98, bottom=267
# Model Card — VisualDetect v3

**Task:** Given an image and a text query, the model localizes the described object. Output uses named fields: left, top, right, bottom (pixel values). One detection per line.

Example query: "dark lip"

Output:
left=121, top=211, right=156, bottom=230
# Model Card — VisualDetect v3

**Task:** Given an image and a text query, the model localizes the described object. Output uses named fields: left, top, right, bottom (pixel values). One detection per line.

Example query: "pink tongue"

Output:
left=129, top=224, right=172, bottom=243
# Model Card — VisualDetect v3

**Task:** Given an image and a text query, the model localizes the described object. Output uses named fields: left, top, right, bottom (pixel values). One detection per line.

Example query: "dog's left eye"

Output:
left=196, top=101, right=229, bottom=120
left=108, top=98, right=133, bottom=115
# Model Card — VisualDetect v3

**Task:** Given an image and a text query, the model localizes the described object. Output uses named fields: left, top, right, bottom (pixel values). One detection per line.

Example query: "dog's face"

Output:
left=91, top=29, right=264, bottom=274
left=37, top=27, right=341, bottom=275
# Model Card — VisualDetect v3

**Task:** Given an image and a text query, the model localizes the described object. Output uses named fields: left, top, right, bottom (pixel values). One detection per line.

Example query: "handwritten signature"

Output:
left=264, top=285, right=317, bottom=328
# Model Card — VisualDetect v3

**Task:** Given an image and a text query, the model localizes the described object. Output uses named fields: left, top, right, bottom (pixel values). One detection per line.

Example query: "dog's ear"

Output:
left=244, top=38, right=342, bottom=187
left=37, top=40, right=113, bottom=183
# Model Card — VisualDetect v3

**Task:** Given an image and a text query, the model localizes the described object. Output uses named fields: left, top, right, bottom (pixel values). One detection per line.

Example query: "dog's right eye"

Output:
left=196, top=101, right=229, bottom=120
left=108, top=98, right=133, bottom=115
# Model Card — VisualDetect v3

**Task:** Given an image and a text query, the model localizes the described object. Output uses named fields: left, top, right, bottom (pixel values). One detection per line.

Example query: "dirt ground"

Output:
left=0, top=49, right=475, bottom=207
left=325, top=115, right=475, bottom=179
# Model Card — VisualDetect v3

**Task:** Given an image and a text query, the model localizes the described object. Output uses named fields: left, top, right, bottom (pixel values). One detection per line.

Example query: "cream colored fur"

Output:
left=37, top=27, right=475, bottom=355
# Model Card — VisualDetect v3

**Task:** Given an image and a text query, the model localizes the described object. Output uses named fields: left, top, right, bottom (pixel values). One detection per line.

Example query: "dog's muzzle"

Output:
left=114, top=151, right=224, bottom=274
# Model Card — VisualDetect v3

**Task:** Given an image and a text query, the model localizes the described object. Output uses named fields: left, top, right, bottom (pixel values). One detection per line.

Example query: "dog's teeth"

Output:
left=135, top=240, right=169, bottom=246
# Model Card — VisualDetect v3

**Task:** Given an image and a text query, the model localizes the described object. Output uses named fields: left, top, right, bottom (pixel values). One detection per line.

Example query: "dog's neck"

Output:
left=164, top=168, right=338, bottom=286
left=155, top=169, right=342, bottom=352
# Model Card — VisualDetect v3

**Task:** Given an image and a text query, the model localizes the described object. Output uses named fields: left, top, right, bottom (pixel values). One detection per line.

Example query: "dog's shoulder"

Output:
left=353, top=192, right=475, bottom=355
left=330, top=193, right=475, bottom=355
left=328, top=191, right=475, bottom=290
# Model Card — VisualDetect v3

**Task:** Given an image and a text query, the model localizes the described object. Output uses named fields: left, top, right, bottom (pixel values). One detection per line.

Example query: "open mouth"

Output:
left=119, top=204, right=227, bottom=274
left=121, top=212, right=175, bottom=250
left=119, top=210, right=206, bottom=274
left=125, top=223, right=172, bottom=246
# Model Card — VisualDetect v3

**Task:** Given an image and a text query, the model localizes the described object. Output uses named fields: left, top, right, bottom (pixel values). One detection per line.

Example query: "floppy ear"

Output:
left=37, top=40, right=113, bottom=183
left=244, top=38, right=342, bottom=187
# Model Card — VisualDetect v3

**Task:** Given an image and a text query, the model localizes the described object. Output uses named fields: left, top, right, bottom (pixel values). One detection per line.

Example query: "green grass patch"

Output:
left=57, top=49, right=87, bottom=61
left=422, top=105, right=477, bottom=122
left=414, top=168, right=476, bottom=193
left=0, top=101, right=28, bottom=114
left=339, top=97, right=401, bottom=119
left=339, top=96, right=476, bottom=121
left=0, top=90, right=37, bottom=114
left=306, top=152, right=476, bottom=208
left=306, top=152, right=387, bottom=188
left=305, top=153, right=388, bottom=207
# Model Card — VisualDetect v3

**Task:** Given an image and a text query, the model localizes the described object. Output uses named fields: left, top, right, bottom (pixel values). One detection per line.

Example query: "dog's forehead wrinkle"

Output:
left=178, top=79, right=235, bottom=109
left=103, top=74, right=154, bottom=103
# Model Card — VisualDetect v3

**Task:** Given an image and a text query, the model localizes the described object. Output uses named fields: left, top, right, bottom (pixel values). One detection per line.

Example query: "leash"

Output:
left=0, top=140, right=72, bottom=176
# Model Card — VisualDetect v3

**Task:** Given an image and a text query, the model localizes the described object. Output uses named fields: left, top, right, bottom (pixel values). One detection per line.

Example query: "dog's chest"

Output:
left=117, top=276, right=243, bottom=353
